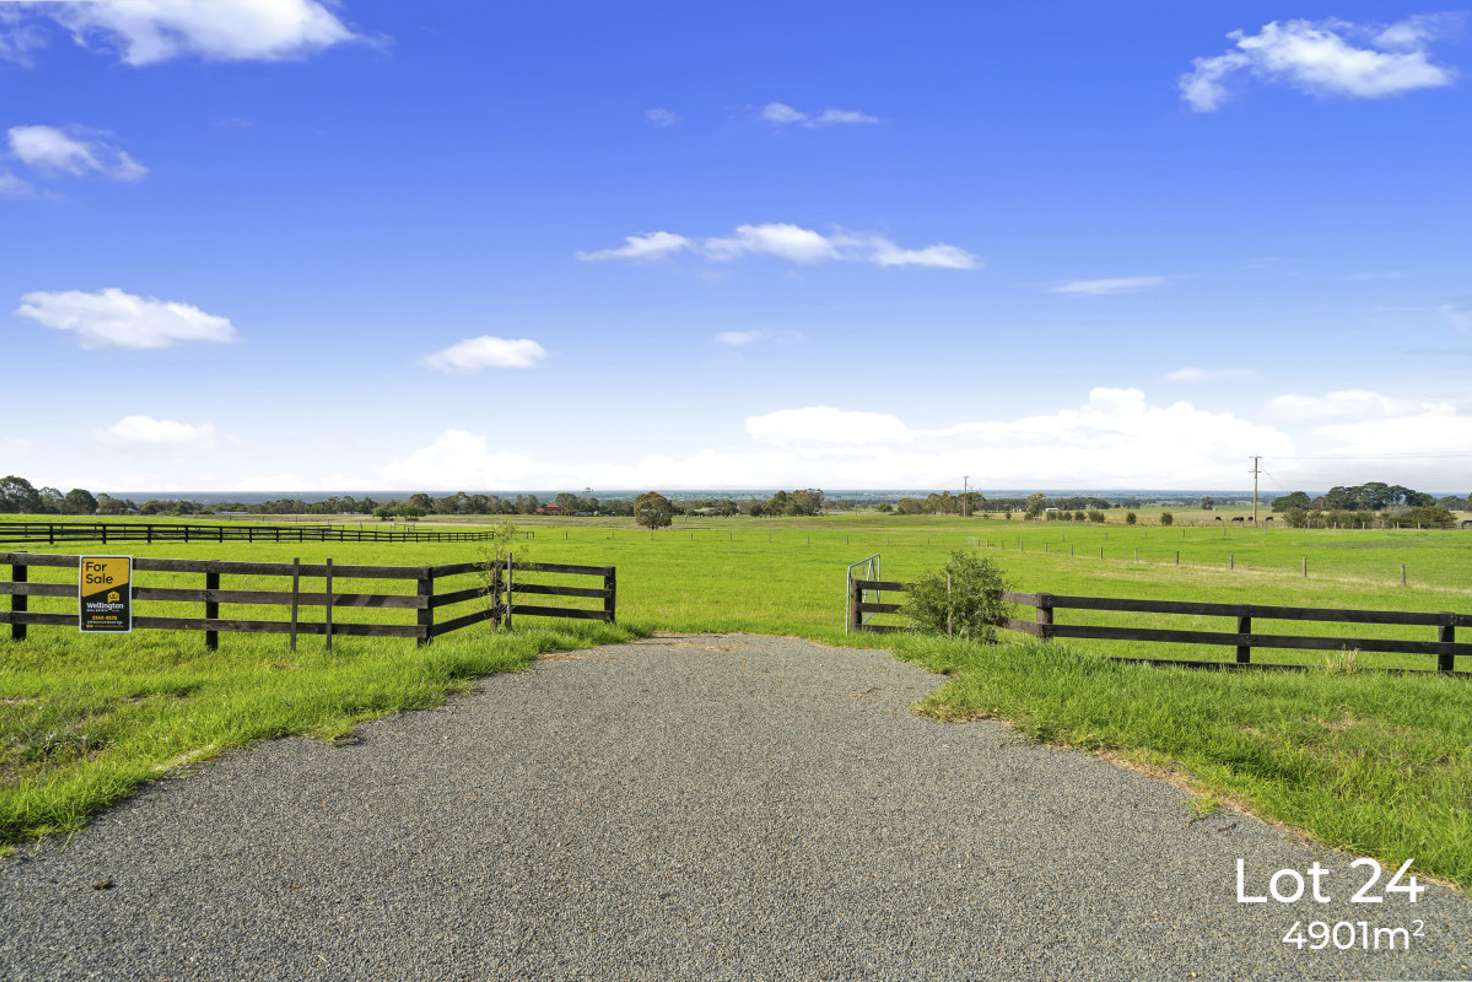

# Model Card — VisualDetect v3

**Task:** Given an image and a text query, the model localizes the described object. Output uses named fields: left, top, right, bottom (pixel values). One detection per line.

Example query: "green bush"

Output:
left=902, top=550, right=1010, bottom=642
left=1160, top=512, right=1174, bottom=526
left=1125, top=511, right=1137, bottom=525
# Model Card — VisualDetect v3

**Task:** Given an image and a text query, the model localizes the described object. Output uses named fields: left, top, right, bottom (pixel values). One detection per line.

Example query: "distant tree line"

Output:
left=0, top=475, right=836, bottom=522
left=1271, top=482, right=1468, bottom=529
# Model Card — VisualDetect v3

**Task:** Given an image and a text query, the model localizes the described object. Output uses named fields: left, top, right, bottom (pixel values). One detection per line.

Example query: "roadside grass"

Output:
left=0, top=620, right=637, bottom=846
left=3, top=513, right=1470, bottom=884
left=890, top=635, right=1472, bottom=889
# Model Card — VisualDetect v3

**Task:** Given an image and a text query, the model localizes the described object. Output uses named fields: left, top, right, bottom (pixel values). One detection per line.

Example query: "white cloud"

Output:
left=1165, top=367, right=1259, bottom=383
left=1052, top=276, right=1167, bottom=295
left=0, top=9, right=47, bottom=65
left=7, top=125, right=146, bottom=181
left=423, top=336, right=546, bottom=373
left=0, top=168, right=32, bottom=196
left=746, top=406, right=915, bottom=447
left=577, top=231, right=692, bottom=261
left=706, top=223, right=841, bottom=264
left=25, top=0, right=359, bottom=66
left=714, top=330, right=763, bottom=347
left=644, top=107, right=679, bottom=127
left=1441, top=303, right=1472, bottom=333
left=761, top=102, right=879, bottom=127
left=380, top=429, right=538, bottom=489
left=1310, top=404, right=1472, bottom=463
left=1268, top=389, right=1412, bottom=420
left=854, top=235, right=978, bottom=270
left=377, top=388, right=1295, bottom=490
left=17, top=288, right=238, bottom=349
left=102, top=415, right=217, bottom=447
left=713, top=329, right=804, bottom=347
left=583, top=223, right=978, bottom=269
left=1181, top=17, right=1458, bottom=112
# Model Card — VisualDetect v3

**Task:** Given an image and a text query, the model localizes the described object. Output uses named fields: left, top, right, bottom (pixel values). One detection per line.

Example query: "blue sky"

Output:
left=3, top=1, right=1470, bottom=493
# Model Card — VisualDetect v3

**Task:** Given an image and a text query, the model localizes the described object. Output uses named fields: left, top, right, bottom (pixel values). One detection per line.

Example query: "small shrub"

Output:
left=1160, top=512, right=1174, bottom=527
left=1322, top=648, right=1361, bottom=676
left=902, top=550, right=1010, bottom=642
left=1088, top=510, right=1105, bottom=523
left=1125, top=512, right=1137, bottom=526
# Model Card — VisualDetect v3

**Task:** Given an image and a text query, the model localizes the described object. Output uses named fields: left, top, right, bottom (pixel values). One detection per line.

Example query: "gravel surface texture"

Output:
left=2, top=633, right=1469, bottom=979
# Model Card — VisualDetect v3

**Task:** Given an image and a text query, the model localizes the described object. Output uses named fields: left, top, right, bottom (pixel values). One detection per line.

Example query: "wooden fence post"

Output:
left=1035, top=594, right=1053, bottom=640
left=850, top=577, right=864, bottom=633
left=290, top=557, right=300, bottom=652
left=9, top=560, right=25, bottom=642
left=1236, top=615, right=1251, bottom=665
left=325, top=558, right=334, bottom=652
left=416, top=566, right=434, bottom=647
left=604, top=567, right=617, bottom=624
left=205, top=570, right=219, bottom=650
left=1439, top=619, right=1455, bottom=673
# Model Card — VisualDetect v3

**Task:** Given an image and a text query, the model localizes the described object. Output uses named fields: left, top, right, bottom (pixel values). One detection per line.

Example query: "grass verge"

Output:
left=888, top=634, right=1472, bottom=889
left=0, top=620, right=641, bottom=847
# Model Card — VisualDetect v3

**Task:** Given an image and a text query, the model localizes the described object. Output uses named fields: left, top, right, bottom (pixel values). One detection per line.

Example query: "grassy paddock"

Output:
left=3, top=513, right=1471, bottom=886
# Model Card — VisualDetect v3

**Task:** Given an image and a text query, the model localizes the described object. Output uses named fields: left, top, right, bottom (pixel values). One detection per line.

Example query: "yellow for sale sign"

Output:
left=79, top=556, right=132, bottom=633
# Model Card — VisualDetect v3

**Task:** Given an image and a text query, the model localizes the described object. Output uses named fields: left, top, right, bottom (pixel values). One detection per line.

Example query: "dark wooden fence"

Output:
left=849, top=579, right=1469, bottom=675
left=2, top=552, right=614, bottom=648
left=0, top=522, right=507, bottom=546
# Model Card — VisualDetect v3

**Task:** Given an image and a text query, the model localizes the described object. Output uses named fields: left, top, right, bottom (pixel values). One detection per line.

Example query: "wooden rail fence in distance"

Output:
left=848, top=578, right=1469, bottom=675
left=0, top=521, right=503, bottom=546
left=2, top=552, right=614, bottom=647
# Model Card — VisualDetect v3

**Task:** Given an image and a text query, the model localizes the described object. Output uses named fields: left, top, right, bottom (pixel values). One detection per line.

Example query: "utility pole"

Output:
left=962, top=475, right=969, bottom=518
left=1250, top=456, right=1262, bottom=525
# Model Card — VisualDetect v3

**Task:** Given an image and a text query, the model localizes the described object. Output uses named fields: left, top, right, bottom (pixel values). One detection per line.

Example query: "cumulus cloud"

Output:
left=377, top=388, right=1296, bottom=490
left=1268, top=389, right=1413, bottom=420
left=760, top=102, right=879, bottom=127
left=584, top=223, right=978, bottom=269
left=6, top=125, right=146, bottom=181
left=380, top=429, right=539, bottom=489
left=102, top=415, right=217, bottom=447
left=17, top=288, right=238, bottom=348
left=1181, top=17, right=1459, bottom=112
left=422, top=336, right=547, bottom=373
left=577, top=231, right=692, bottom=261
left=1165, top=367, right=1259, bottom=383
left=1309, top=403, right=1472, bottom=463
left=706, top=223, right=840, bottom=264
left=746, top=407, right=916, bottom=447
left=16, top=0, right=359, bottom=66
left=1051, top=276, right=1167, bottom=295
left=644, top=107, right=680, bottom=127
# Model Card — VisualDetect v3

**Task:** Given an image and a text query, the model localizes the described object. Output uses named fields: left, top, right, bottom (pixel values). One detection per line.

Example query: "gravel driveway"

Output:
left=2, top=634, right=1469, bottom=979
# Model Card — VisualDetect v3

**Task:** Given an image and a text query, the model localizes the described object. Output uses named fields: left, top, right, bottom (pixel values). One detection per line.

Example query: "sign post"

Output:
left=79, top=556, right=132, bottom=633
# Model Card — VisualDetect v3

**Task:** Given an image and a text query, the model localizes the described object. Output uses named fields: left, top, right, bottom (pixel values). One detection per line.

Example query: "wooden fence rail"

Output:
left=848, top=578, right=1469, bottom=675
left=0, top=522, right=503, bottom=546
left=1, top=552, right=614, bottom=648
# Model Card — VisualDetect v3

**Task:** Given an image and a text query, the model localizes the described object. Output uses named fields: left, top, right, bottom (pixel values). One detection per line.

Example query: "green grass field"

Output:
left=3, top=512, right=1471, bottom=887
